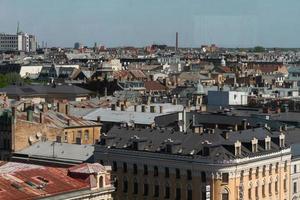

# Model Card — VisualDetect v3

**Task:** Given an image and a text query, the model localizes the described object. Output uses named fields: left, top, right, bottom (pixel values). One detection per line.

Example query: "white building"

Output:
left=208, top=90, right=248, bottom=106
left=0, top=33, right=36, bottom=52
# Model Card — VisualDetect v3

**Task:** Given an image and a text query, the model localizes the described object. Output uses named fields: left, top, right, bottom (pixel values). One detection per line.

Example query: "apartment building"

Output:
left=0, top=106, right=101, bottom=160
left=94, top=126, right=291, bottom=200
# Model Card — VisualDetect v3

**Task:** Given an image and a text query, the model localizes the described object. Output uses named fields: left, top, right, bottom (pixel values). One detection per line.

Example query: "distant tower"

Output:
left=17, top=21, right=20, bottom=34
left=221, top=56, right=226, bottom=67
left=175, top=32, right=178, bottom=52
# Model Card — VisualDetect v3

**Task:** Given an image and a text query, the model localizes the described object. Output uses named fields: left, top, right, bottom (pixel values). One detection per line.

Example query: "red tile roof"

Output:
left=0, top=162, right=89, bottom=200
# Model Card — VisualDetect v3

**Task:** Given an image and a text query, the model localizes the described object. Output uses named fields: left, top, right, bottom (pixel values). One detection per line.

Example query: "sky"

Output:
left=1, top=0, right=300, bottom=48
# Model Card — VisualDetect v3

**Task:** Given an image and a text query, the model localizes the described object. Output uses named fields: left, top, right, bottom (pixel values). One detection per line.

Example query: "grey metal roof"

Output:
left=97, top=126, right=284, bottom=162
left=16, top=141, right=94, bottom=163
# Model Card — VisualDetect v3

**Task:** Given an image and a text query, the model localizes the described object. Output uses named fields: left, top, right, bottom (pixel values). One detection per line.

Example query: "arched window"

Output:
left=222, top=188, right=229, bottom=200
left=99, top=176, right=104, bottom=188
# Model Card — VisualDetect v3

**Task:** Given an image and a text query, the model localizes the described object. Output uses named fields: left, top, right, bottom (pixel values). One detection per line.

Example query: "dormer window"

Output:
left=133, top=141, right=138, bottom=150
left=252, top=138, right=258, bottom=153
left=203, top=146, right=210, bottom=156
left=166, top=144, right=172, bottom=153
left=265, top=137, right=271, bottom=150
left=235, top=141, right=241, bottom=156
left=279, top=134, right=285, bottom=148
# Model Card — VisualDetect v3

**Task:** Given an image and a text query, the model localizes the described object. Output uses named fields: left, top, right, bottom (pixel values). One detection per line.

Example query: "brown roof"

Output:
left=144, top=81, right=167, bottom=91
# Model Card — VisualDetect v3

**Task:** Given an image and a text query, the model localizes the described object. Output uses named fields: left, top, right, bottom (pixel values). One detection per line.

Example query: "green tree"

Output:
left=253, top=46, right=265, bottom=52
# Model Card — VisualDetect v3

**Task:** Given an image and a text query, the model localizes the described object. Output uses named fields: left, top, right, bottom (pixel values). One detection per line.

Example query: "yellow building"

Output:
left=94, top=126, right=291, bottom=200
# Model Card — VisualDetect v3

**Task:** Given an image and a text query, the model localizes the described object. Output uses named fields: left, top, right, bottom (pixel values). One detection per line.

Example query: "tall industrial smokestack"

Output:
left=175, top=32, right=178, bottom=52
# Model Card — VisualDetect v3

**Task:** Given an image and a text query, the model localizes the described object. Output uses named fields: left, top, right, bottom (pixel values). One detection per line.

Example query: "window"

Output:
left=144, top=183, right=149, bottom=196
left=294, top=182, right=298, bottom=194
left=99, top=176, right=104, bottom=188
left=123, top=178, right=128, bottom=193
left=113, top=161, right=117, bottom=172
left=222, top=188, right=229, bottom=200
left=154, top=166, right=158, bottom=177
left=294, top=165, right=297, bottom=174
left=284, top=161, right=288, bottom=172
left=284, top=178, right=287, bottom=192
left=84, top=130, right=89, bottom=140
left=144, top=165, right=148, bottom=175
left=165, top=184, right=170, bottom=199
left=176, top=168, right=180, bottom=179
left=133, top=180, right=138, bottom=194
left=263, top=165, right=266, bottom=177
left=123, top=162, right=127, bottom=173
left=255, top=167, right=259, bottom=178
left=186, top=185, right=192, bottom=200
left=64, top=132, right=68, bottom=142
left=187, top=169, right=192, bottom=180
left=255, top=186, right=258, bottom=198
left=249, top=168, right=252, bottom=180
left=240, top=170, right=244, bottom=182
left=201, top=171, right=206, bottom=183
left=154, top=184, right=159, bottom=197
left=176, top=188, right=181, bottom=200
left=262, top=184, right=265, bottom=197
left=248, top=188, right=251, bottom=199
left=133, top=164, right=137, bottom=174
left=269, top=182, right=272, bottom=195
left=222, top=173, right=229, bottom=184
left=275, top=181, right=278, bottom=193
left=269, top=164, right=272, bottom=175
left=235, top=146, right=241, bottom=156
left=252, top=143, right=257, bottom=153
left=275, top=163, right=279, bottom=173
left=165, top=167, right=170, bottom=178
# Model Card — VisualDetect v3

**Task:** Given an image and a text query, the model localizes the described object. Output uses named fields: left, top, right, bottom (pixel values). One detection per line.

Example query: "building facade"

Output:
left=94, top=126, right=291, bottom=200
left=0, top=33, right=36, bottom=52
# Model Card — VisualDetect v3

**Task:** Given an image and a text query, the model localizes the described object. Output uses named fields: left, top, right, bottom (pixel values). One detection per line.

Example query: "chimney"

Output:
left=221, top=131, right=229, bottom=140
left=121, top=104, right=125, bottom=111
left=193, top=126, right=200, bottom=134
left=242, top=119, right=247, bottom=130
left=124, top=99, right=128, bottom=107
left=42, top=103, right=48, bottom=112
left=67, top=119, right=71, bottom=126
left=172, top=97, right=178, bottom=105
left=147, top=96, right=151, bottom=105
left=97, top=116, right=101, bottom=123
left=116, top=100, right=120, bottom=107
left=159, top=105, right=163, bottom=113
left=199, top=125, right=204, bottom=134
left=27, top=110, right=33, bottom=122
left=39, top=112, right=44, bottom=123
left=65, top=104, right=70, bottom=115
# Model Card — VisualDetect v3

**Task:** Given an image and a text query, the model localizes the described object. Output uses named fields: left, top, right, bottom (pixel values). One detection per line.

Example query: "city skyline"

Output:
left=1, top=0, right=300, bottom=48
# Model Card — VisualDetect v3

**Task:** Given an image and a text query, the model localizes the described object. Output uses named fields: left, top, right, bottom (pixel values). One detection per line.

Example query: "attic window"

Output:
left=132, top=141, right=138, bottom=150
left=203, top=147, right=210, bottom=156
left=235, top=141, right=241, bottom=156
left=252, top=139, right=258, bottom=153
left=265, top=141, right=271, bottom=150
left=280, top=135, right=285, bottom=148
left=166, top=144, right=172, bottom=153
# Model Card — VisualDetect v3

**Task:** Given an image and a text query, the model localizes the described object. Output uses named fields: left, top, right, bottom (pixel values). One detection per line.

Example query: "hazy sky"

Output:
left=1, top=0, right=300, bottom=48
